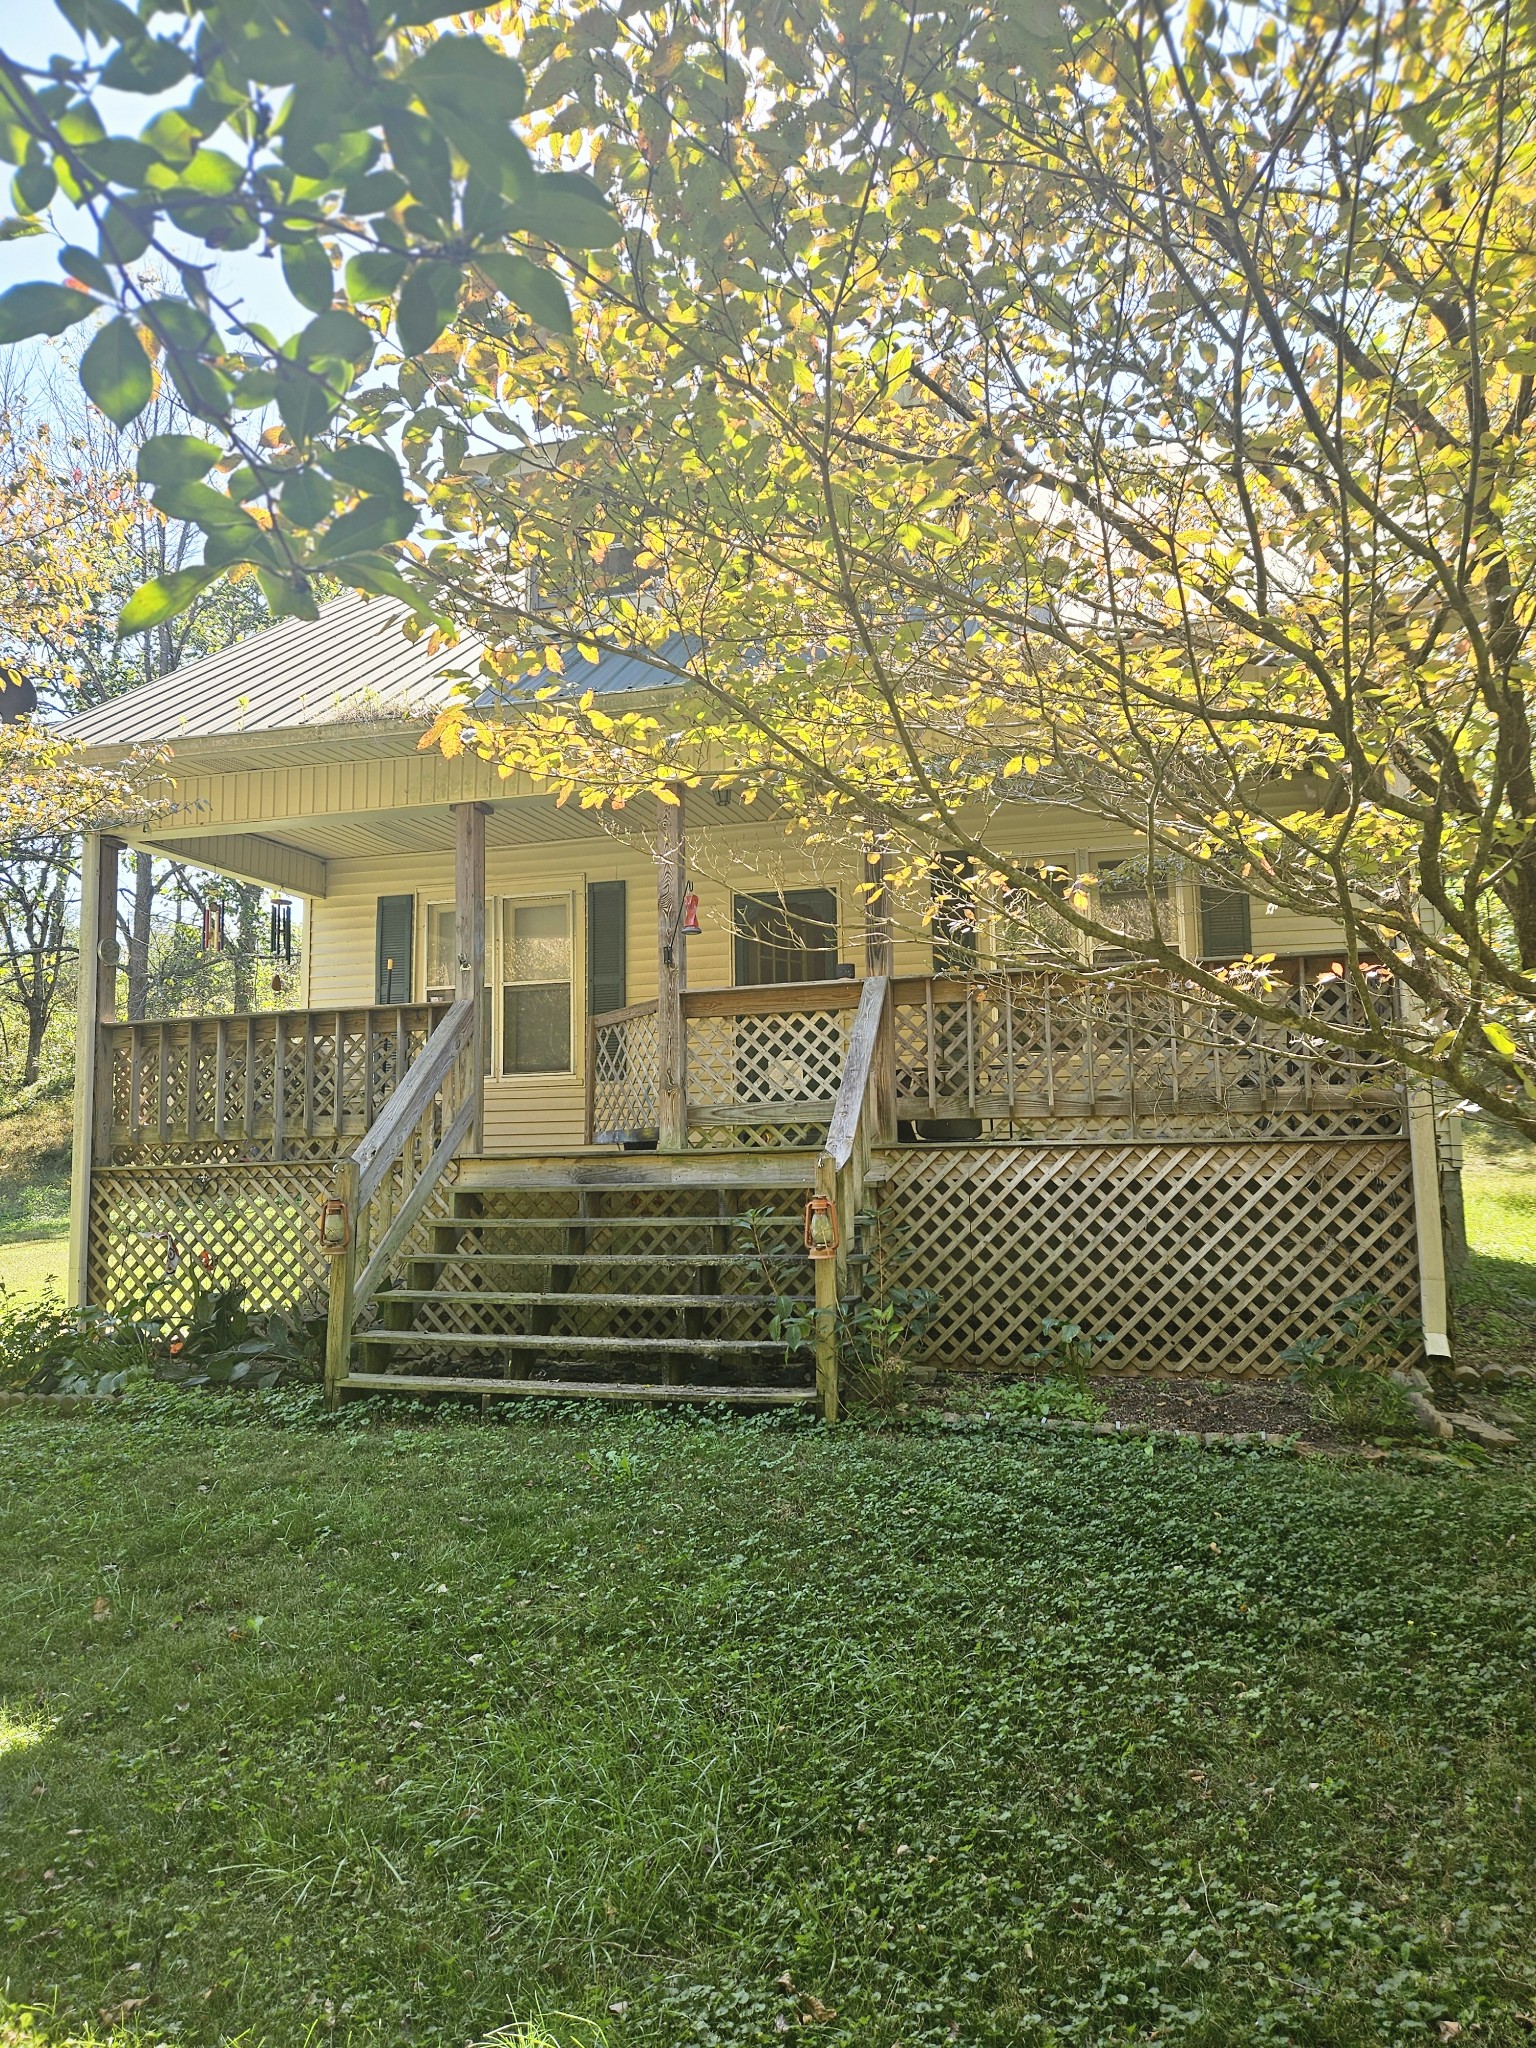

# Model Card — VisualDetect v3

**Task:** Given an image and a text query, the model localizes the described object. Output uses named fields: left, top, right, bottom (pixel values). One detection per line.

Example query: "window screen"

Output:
left=375, top=896, right=413, bottom=1005
left=733, top=890, right=838, bottom=985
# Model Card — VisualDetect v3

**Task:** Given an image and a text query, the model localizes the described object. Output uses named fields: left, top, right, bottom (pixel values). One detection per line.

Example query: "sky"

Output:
left=0, top=0, right=305, bottom=329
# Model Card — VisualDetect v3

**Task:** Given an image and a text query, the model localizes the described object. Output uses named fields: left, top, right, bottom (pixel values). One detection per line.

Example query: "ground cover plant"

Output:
left=0, top=1399, right=1533, bottom=2048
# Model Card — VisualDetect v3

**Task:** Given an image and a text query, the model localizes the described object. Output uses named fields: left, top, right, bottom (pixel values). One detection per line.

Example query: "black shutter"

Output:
left=1199, top=887, right=1252, bottom=958
left=587, top=880, right=626, bottom=1015
left=375, top=895, right=414, bottom=1004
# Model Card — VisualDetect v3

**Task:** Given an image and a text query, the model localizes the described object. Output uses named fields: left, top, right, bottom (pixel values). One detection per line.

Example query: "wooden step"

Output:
left=339, top=1372, right=818, bottom=1408
left=353, top=1329, right=795, bottom=1355
left=443, top=1212, right=805, bottom=1231
left=375, top=1289, right=808, bottom=1310
left=455, top=1152, right=832, bottom=1191
left=415, top=1248, right=817, bottom=1269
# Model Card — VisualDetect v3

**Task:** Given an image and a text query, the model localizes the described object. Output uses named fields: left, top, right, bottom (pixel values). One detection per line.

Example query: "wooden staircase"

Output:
left=338, top=1152, right=875, bottom=1410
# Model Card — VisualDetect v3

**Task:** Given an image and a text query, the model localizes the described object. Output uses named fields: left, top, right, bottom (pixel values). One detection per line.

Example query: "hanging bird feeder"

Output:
left=804, top=1194, right=839, bottom=1259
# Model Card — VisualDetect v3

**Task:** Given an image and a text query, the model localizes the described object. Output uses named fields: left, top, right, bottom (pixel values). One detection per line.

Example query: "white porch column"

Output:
left=452, top=802, right=487, bottom=1154
left=67, top=832, right=121, bottom=1307
left=1406, top=1081, right=1452, bottom=1362
left=656, top=786, right=688, bottom=1151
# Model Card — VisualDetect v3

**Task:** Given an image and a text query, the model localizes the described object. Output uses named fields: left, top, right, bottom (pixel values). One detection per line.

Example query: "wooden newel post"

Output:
left=68, top=832, right=121, bottom=1309
left=656, top=785, right=688, bottom=1151
left=323, top=1156, right=359, bottom=1408
left=812, top=1154, right=842, bottom=1423
left=452, top=801, right=488, bottom=1154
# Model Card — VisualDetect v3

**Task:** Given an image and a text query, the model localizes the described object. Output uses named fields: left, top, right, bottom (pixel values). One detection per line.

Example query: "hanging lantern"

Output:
left=202, top=900, right=225, bottom=953
left=318, top=1196, right=351, bottom=1253
left=680, top=890, right=702, bottom=936
left=804, top=1194, right=839, bottom=1259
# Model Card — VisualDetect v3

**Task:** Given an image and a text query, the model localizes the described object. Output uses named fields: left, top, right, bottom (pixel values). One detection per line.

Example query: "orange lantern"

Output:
left=318, top=1196, right=351, bottom=1254
left=804, top=1194, right=839, bottom=1259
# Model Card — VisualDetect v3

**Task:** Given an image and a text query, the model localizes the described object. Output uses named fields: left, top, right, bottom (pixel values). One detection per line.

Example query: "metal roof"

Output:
left=59, top=589, right=686, bottom=748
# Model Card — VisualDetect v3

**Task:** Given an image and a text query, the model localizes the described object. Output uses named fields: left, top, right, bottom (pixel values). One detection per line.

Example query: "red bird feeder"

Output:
left=680, top=890, right=702, bottom=935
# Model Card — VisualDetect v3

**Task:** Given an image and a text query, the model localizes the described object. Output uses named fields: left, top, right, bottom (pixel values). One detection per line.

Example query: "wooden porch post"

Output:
left=863, top=841, right=894, bottom=977
left=67, top=832, right=121, bottom=1308
left=452, top=802, right=487, bottom=1154
left=656, top=785, right=688, bottom=1151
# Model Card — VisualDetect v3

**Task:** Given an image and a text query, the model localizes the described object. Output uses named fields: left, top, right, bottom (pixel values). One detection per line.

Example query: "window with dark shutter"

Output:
left=1199, top=886, right=1252, bottom=958
left=733, top=889, right=839, bottom=984
left=375, top=895, right=414, bottom=1004
left=587, top=880, right=627, bottom=1016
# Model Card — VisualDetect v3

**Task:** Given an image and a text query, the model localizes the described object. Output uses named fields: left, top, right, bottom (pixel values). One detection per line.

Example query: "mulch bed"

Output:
left=933, top=1372, right=1349, bottom=1451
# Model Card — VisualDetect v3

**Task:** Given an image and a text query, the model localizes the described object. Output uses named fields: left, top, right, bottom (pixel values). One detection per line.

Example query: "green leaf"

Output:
left=329, top=553, right=435, bottom=614
left=136, top=432, right=222, bottom=485
left=320, top=442, right=406, bottom=498
left=281, top=239, right=334, bottom=313
left=344, top=250, right=407, bottom=306
left=11, top=159, right=57, bottom=215
left=274, top=360, right=341, bottom=442
left=507, top=175, right=618, bottom=249
left=297, top=307, right=374, bottom=367
left=1482, top=1021, right=1518, bottom=1058
left=0, top=281, right=97, bottom=345
left=403, top=33, right=527, bottom=121
left=99, top=200, right=152, bottom=265
left=280, top=467, right=334, bottom=527
left=100, top=34, right=192, bottom=93
left=395, top=259, right=462, bottom=355
left=116, top=566, right=219, bottom=637
left=151, top=481, right=259, bottom=531
left=0, top=216, right=46, bottom=243
left=80, top=315, right=153, bottom=425
left=343, top=169, right=407, bottom=216
left=475, top=251, right=572, bottom=334
left=60, top=244, right=113, bottom=295
left=314, top=495, right=417, bottom=560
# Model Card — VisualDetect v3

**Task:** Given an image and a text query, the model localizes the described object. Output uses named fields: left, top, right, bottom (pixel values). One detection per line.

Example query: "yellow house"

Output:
left=62, top=592, right=1451, bottom=1415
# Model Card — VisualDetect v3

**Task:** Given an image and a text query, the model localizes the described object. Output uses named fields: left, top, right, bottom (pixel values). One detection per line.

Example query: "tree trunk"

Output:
left=21, top=993, right=47, bottom=1087
left=127, top=849, right=152, bottom=1021
left=232, top=882, right=262, bottom=1014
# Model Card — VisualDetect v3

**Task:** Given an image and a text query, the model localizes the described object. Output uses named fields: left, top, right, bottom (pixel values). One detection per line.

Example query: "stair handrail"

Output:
left=812, top=975, right=893, bottom=1421
left=323, top=996, right=478, bottom=1402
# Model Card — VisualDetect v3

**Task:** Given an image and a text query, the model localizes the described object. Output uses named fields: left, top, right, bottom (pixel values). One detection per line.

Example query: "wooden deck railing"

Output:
left=323, top=998, right=479, bottom=1402
left=586, top=959, right=1402, bottom=1147
left=102, top=1004, right=439, bottom=1161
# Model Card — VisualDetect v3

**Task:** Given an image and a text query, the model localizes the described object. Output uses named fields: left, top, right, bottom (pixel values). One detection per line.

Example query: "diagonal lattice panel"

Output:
left=88, top=1163, right=333, bottom=1325
left=877, top=1139, right=1420, bottom=1378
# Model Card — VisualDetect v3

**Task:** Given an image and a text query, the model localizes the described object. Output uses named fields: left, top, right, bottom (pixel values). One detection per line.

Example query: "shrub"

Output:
left=0, top=1282, right=323, bottom=1398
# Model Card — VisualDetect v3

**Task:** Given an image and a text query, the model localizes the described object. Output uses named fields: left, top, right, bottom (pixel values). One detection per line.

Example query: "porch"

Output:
left=70, top=802, right=1441, bottom=1414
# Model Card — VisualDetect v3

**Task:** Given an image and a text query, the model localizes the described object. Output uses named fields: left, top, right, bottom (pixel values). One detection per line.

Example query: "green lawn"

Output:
left=1, top=1401, right=1533, bottom=2048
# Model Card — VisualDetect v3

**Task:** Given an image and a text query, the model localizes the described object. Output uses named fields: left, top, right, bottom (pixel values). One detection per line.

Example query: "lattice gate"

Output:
left=876, top=1139, right=1420, bottom=1379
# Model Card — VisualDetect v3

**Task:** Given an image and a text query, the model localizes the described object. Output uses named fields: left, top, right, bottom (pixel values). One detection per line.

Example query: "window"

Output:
left=501, top=897, right=572, bottom=1072
left=1199, top=886, right=1252, bottom=958
left=733, top=889, right=839, bottom=985
left=424, top=901, right=456, bottom=1002
left=1095, top=857, right=1170, bottom=951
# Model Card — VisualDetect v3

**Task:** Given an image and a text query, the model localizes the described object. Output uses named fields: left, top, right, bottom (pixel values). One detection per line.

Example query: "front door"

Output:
left=732, top=888, right=839, bottom=985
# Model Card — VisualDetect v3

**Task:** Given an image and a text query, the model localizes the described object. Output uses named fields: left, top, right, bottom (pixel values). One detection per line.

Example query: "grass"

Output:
left=1454, top=1122, right=1536, bottom=1369
left=0, top=1398, right=1533, bottom=2048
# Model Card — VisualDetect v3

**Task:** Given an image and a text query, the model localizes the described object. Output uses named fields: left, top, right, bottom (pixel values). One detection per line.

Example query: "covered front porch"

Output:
left=68, top=790, right=1446, bottom=1416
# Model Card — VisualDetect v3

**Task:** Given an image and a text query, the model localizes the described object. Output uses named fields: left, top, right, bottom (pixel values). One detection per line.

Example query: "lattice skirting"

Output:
left=877, top=1140, right=1421, bottom=1379
left=88, top=1164, right=334, bottom=1324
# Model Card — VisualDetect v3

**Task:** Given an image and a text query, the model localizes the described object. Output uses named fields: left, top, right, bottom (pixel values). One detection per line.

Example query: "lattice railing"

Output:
left=892, top=961, right=1404, bottom=1138
left=104, top=1004, right=438, bottom=1162
left=587, top=1003, right=661, bottom=1142
left=877, top=1138, right=1420, bottom=1378
left=87, top=1161, right=333, bottom=1322
left=684, top=982, right=860, bottom=1147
